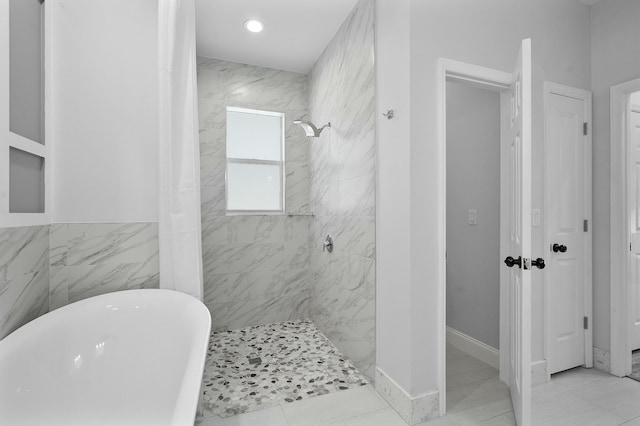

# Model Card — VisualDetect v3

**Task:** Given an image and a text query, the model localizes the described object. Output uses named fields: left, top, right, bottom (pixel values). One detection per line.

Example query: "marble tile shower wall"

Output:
left=49, top=223, right=159, bottom=310
left=308, top=0, right=376, bottom=380
left=0, top=226, right=50, bottom=340
left=197, top=58, right=313, bottom=331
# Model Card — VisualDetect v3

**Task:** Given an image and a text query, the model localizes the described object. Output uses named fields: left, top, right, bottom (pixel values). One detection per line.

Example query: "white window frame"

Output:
left=0, top=0, right=51, bottom=228
left=225, top=106, right=285, bottom=215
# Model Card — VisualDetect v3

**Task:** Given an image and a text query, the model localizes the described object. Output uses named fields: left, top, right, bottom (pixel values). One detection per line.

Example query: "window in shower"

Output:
left=225, top=107, right=285, bottom=214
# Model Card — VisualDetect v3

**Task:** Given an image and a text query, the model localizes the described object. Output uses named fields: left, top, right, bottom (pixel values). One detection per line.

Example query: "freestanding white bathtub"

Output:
left=0, top=289, right=211, bottom=426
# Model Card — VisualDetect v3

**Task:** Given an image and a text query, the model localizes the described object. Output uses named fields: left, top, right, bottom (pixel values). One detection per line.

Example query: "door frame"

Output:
left=610, top=77, right=640, bottom=377
left=437, top=57, right=512, bottom=415
left=542, top=82, right=593, bottom=379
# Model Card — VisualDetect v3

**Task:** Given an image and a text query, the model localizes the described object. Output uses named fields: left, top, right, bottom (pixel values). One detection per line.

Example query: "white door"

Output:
left=546, top=91, right=587, bottom=373
left=629, top=107, right=640, bottom=350
left=504, top=38, right=532, bottom=426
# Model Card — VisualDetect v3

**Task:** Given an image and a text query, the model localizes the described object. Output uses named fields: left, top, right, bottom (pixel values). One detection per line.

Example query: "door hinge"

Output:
left=584, top=316, right=588, bottom=329
left=584, top=219, right=588, bottom=232
left=583, top=122, right=588, bottom=136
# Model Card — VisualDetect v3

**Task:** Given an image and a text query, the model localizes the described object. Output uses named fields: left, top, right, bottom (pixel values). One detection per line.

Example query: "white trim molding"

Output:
left=375, top=367, right=440, bottom=425
left=593, top=346, right=611, bottom=373
left=0, top=0, right=51, bottom=229
left=610, top=77, right=640, bottom=377
left=446, top=327, right=500, bottom=369
left=531, top=360, right=549, bottom=387
left=447, top=327, right=549, bottom=387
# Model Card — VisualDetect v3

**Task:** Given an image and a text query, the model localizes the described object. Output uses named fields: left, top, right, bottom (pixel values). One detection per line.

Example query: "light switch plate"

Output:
left=532, top=209, right=541, bottom=227
left=468, top=210, right=477, bottom=225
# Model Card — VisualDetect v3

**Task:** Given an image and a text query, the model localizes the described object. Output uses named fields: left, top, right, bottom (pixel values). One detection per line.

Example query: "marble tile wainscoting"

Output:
left=49, top=223, right=159, bottom=310
left=201, top=216, right=313, bottom=331
left=0, top=225, right=50, bottom=340
left=308, top=0, right=377, bottom=380
left=197, top=58, right=313, bottom=330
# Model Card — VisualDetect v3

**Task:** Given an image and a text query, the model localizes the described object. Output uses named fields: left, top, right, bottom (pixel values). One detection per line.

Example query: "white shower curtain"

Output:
left=157, top=0, right=204, bottom=301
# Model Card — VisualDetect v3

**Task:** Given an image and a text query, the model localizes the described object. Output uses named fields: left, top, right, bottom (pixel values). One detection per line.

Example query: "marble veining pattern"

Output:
left=201, top=319, right=368, bottom=418
left=308, top=0, right=376, bottom=380
left=197, top=57, right=312, bottom=329
left=49, top=223, right=159, bottom=310
left=0, top=225, right=50, bottom=339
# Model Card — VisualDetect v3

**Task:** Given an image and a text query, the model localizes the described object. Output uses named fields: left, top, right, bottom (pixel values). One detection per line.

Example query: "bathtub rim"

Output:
left=0, top=288, right=212, bottom=425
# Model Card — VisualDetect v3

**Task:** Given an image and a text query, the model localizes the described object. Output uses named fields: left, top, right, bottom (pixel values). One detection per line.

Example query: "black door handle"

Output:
left=504, top=256, right=522, bottom=268
left=552, top=243, right=567, bottom=253
left=532, top=258, right=545, bottom=269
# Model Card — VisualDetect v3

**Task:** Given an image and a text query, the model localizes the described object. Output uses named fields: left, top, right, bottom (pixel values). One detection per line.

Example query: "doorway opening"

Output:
left=445, top=80, right=509, bottom=420
left=438, top=41, right=533, bottom=425
left=438, top=40, right=534, bottom=426
left=611, top=79, right=640, bottom=380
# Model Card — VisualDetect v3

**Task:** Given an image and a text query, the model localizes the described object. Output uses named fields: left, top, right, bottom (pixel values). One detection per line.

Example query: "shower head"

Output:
left=293, top=120, right=331, bottom=138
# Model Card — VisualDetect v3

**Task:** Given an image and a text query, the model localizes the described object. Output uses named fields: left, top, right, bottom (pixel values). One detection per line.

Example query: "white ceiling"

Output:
left=195, top=0, right=359, bottom=74
left=196, top=0, right=600, bottom=74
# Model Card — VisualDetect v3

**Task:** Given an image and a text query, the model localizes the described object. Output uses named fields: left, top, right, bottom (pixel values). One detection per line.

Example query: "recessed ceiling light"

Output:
left=244, top=19, right=264, bottom=33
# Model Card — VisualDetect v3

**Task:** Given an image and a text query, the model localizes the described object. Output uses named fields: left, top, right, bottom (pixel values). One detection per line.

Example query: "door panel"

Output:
left=507, top=38, right=532, bottom=426
left=547, top=92, right=586, bottom=373
left=630, top=109, right=640, bottom=350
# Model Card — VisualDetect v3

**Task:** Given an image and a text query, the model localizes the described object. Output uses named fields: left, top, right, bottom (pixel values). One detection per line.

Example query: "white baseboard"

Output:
left=447, top=327, right=499, bottom=369
left=593, top=347, right=611, bottom=373
left=531, top=360, right=549, bottom=386
left=375, top=367, right=440, bottom=425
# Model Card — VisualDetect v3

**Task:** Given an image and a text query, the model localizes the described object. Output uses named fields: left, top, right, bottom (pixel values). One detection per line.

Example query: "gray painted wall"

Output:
left=446, top=82, right=501, bottom=349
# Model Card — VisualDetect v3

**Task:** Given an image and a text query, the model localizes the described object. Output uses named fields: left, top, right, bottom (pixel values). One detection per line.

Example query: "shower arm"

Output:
left=293, top=120, right=331, bottom=137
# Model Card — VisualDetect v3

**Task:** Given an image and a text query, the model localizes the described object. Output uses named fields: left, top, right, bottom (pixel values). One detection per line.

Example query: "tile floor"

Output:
left=532, top=366, right=640, bottom=425
left=438, top=344, right=514, bottom=424
left=196, top=384, right=406, bottom=426
left=197, top=344, right=640, bottom=426
left=195, top=344, right=510, bottom=426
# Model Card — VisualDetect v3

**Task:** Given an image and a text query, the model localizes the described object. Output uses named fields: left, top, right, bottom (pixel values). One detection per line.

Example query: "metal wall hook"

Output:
left=322, top=235, right=334, bottom=253
left=382, top=110, right=394, bottom=120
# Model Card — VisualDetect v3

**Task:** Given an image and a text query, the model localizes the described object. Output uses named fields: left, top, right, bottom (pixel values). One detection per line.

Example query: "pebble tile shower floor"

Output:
left=201, top=319, right=369, bottom=418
